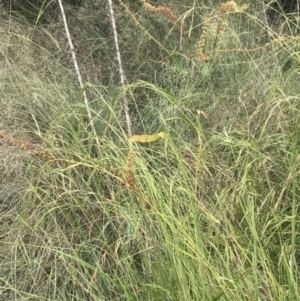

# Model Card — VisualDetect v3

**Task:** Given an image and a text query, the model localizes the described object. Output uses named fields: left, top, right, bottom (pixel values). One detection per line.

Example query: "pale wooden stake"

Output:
left=107, top=0, right=132, bottom=137
left=57, top=0, right=101, bottom=153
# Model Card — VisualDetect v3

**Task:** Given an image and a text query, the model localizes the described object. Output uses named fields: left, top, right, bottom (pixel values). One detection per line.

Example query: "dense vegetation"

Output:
left=0, top=1, right=300, bottom=300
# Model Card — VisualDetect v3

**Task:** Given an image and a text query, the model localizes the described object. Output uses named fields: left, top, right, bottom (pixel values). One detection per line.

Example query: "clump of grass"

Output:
left=1, top=1, right=300, bottom=301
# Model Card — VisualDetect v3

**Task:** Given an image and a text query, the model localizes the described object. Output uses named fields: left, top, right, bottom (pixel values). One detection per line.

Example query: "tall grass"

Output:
left=1, top=1, right=300, bottom=300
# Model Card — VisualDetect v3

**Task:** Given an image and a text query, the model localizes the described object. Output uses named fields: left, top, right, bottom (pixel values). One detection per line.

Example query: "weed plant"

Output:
left=0, top=1, right=300, bottom=300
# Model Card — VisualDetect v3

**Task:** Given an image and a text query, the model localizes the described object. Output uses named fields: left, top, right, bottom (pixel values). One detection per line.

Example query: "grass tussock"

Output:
left=1, top=1, right=300, bottom=300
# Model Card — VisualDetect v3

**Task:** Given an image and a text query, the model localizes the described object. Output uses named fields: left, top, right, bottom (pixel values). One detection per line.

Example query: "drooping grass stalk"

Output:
left=1, top=1, right=300, bottom=301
